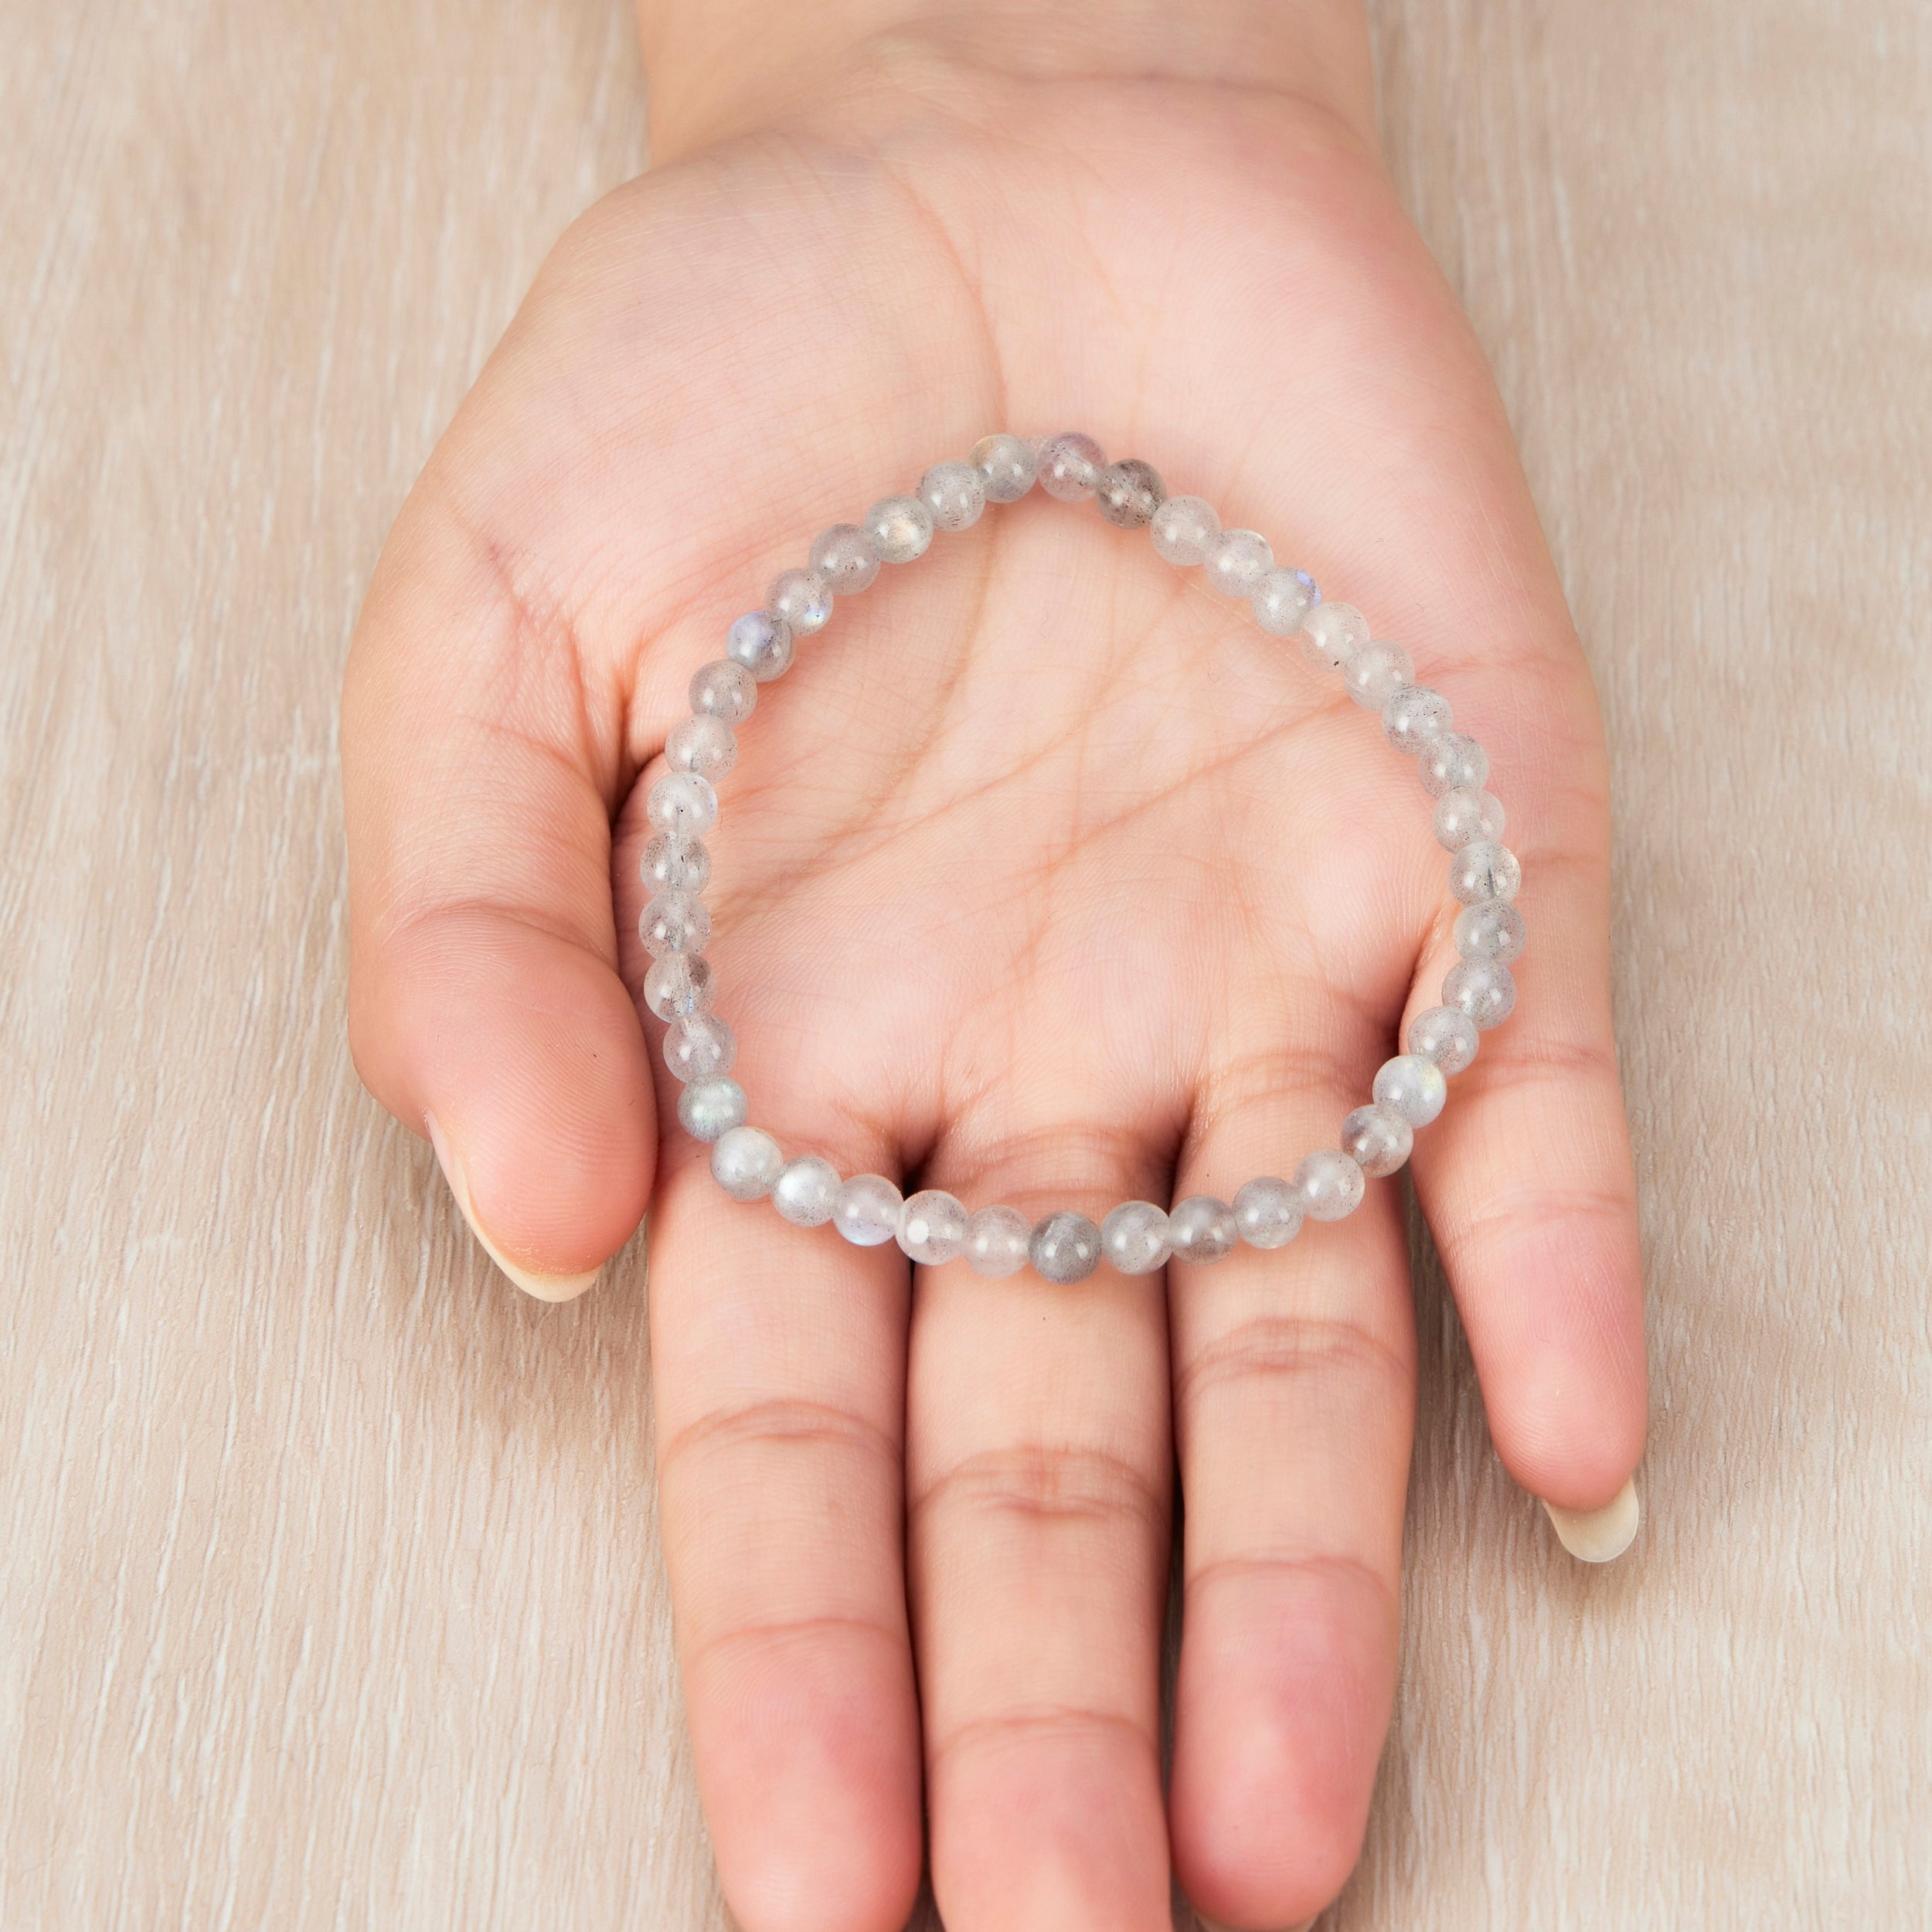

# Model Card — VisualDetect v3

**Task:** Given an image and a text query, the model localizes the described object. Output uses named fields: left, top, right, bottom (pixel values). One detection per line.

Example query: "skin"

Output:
left=342, top=4, right=1647, bottom=1926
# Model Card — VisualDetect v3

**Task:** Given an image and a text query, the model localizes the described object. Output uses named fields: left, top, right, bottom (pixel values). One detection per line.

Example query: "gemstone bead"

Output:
left=1094, top=459, right=1165, bottom=529
left=1029, top=1210, right=1102, bottom=1283
left=639, top=889, right=711, bottom=957
left=643, top=951, right=713, bottom=1021
left=1432, top=787, right=1506, bottom=852
left=833, top=1174, right=903, bottom=1246
left=679, top=1077, right=747, bottom=1142
left=1449, top=840, right=1523, bottom=905
left=1253, top=566, right=1317, bottom=638
left=1100, top=1201, right=1172, bottom=1274
left=665, top=1012, right=736, bottom=1083
left=1299, top=600, right=1369, bottom=672
left=864, top=494, right=934, bottom=563
left=712, top=1125, right=783, bottom=1201
left=647, top=771, right=718, bottom=840
left=1383, top=684, right=1454, bottom=752
left=897, top=1189, right=968, bottom=1264
left=1294, top=1149, right=1366, bottom=1221
left=666, top=713, right=737, bottom=780
left=726, top=611, right=794, bottom=682
left=918, top=461, right=986, bottom=530
left=765, top=568, right=832, bottom=636
left=963, top=1206, right=1032, bottom=1277
left=1233, top=1176, right=1303, bottom=1248
left=1419, top=733, right=1489, bottom=798
left=1342, top=1103, right=1413, bottom=1177
left=971, top=433, right=1037, bottom=503
left=1345, top=640, right=1414, bottom=709
left=640, top=833, right=712, bottom=894
left=1455, top=900, right=1527, bottom=964
left=1444, top=957, right=1517, bottom=1029
left=1036, top=431, right=1104, bottom=502
left=1372, top=1053, right=1449, bottom=1127
left=1406, top=1005, right=1480, bottom=1075
left=773, top=1155, right=841, bottom=1227
left=1204, top=528, right=1274, bottom=598
left=809, top=524, right=881, bottom=594
left=689, top=658, right=757, bottom=724
left=1168, top=1195, right=1238, bottom=1263
left=1149, top=495, right=1219, bottom=565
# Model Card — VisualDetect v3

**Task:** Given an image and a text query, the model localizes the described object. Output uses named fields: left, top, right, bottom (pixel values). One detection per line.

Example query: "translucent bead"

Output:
left=918, top=460, right=986, bottom=531
left=1372, top=1053, right=1448, bottom=1127
left=712, top=1125, right=783, bottom=1201
left=1419, top=733, right=1488, bottom=798
left=640, top=833, right=711, bottom=894
left=1449, top=840, right=1522, bottom=906
left=1094, top=459, right=1165, bottom=529
left=1455, top=899, right=1526, bottom=964
left=1345, top=640, right=1414, bottom=709
left=679, top=1076, right=747, bottom=1142
left=1444, top=957, right=1517, bottom=1030
left=1383, top=684, right=1454, bottom=753
left=689, top=658, right=757, bottom=724
left=765, top=567, right=832, bottom=636
left=1299, top=600, right=1369, bottom=672
left=1029, top=1210, right=1102, bottom=1283
left=809, top=524, right=880, bottom=594
left=647, top=771, right=718, bottom=840
left=1168, top=1195, right=1237, bottom=1264
left=971, top=433, right=1037, bottom=503
left=726, top=611, right=794, bottom=682
left=896, top=1189, right=968, bottom=1264
left=864, top=494, right=933, bottom=564
left=643, top=951, right=713, bottom=1021
left=1204, top=528, right=1274, bottom=598
left=1233, top=1176, right=1303, bottom=1249
left=1036, top=430, right=1104, bottom=502
left=639, top=889, right=711, bottom=957
left=1149, top=495, right=1219, bottom=566
left=1253, top=566, right=1317, bottom=638
left=1406, top=1005, right=1479, bottom=1076
left=1100, top=1201, right=1171, bottom=1275
left=963, top=1205, right=1032, bottom=1277
left=666, top=713, right=737, bottom=781
left=1294, top=1148, right=1366, bottom=1221
left=665, top=1011, right=736, bottom=1083
left=773, top=1155, right=840, bottom=1228
left=833, top=1174, right=902, bottom=1247
left=1432, top=787, right=1506, bottom=852
left=1342, top=1103, right=1413, bottom=1178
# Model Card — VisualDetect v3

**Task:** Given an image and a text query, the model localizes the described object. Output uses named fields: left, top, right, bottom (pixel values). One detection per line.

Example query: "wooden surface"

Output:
left=2, top=2, right=1927, bottom=1925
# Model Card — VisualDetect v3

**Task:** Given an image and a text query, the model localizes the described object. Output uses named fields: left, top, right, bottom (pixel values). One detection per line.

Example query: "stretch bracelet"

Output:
left=639, top=431, right=1524, bottom=1282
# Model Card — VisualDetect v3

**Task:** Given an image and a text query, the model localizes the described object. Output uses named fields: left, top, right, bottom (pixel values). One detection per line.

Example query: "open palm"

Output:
left=345, top=49, right=1645, bottom=1932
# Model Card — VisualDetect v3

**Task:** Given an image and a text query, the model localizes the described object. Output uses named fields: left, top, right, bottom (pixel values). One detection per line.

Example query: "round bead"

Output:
left=666, top=713, right=737, bottom=781
left=1419, top=733, right=1489, bottom=798
left=1455, top=900, right=1527, bottom=964
left=711, top=1125, right=783, bottom=1201
left=1406, top=1005, right=1480, bottom=1076
left=833, top=1174, right=903, bottom=1247
left=1168, top=1195, right=1237, bottom=1264
left=1100, top=1201, right=1171, bottom=1275
left=1342, top=1103, right=1413, bottom=1178
left=640, top=833, right=711, bottom=894
left=773, top=1155, right=841, bottom=1228
left=971, top=433, right=1037, bottom=503
left=1029, top=1210, right=1102, bottom=1284
left=1294, top=1148, right=1366, bottom=1221
left=963, top=1205, right=1032, bottom=1277
left=1383, top=684, right=1454, bottom=752
left=1233, top=1176, right=1303, bottom=1249
left=809, top=524, right=880, bottom=594
left=1252, top=566, right=1317, bottom=638
left=1204, top=528, right=1274, bottom=599
left=1299, top=600, right=1369, bottom=672
left=726, top=611, right=794, bottom=682
left=1036, top=430, right=1104, bottom=502
left=689, top=658, right=757, bottom=724
left=765, top=568, right=832, bottom=636
left=1449, top=840, right=1523, bottom=906
left=864, top=494, right=934, bottom=564
left=1094, top=459, right=1165, bottom=529
left=896, top=1189, right=968, bottom=1264
left=1148, top=495, right=1220, bottom=566
left=1345, top=640, right=1415, bottom=709
left=1432, top=787, right=1506, bottom=852
left=1444, top=957, right=1517, bottom=1030
left=639, top=889, right=711, bottom=957
left=646, top=771, right=718, bottom=840
left=678, top=1077, right=747, bottom=1142
left=665, top=1012, right=736, bottom=1083
left=1372, top=1053, right=1449, bottom=1128
left=918, top=460, right=986, bottom=531
left=643, top=951, right=713, bottom=1021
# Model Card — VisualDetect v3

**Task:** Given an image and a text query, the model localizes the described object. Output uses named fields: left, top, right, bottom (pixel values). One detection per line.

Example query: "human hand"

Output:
left=343, top=5, right=1646, bottom=1926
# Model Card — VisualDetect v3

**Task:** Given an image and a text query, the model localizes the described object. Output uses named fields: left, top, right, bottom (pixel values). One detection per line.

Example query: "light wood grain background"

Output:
left=2, top=2, right=1926, bottom=1926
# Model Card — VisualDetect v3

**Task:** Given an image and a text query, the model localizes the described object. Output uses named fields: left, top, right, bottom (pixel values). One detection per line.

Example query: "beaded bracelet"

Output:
left=639, top=431, right=1524, bottom=1283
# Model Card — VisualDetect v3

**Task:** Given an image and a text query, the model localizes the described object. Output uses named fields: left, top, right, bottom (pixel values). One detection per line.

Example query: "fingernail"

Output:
left=1542, top=1476, right=1641, bottom=1563
left=425, top=1112, right=600, bottom=1304
left=1196, top=1917, right=1316, bottom=1932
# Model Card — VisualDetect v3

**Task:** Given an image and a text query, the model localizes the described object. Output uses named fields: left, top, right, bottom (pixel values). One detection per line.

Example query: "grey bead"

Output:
left=1204, top=528, right=1274, bottom=598
left=638, top=889, right=710, bottom=957
left=1372, top=1054, right=1448, bottom=1127
left=1029, top=1210, right=1102, bottom=1283
left=1444, top=957, right=1517, bottom=1030
left=640, top=833, right=711, bottom=894
left=765, top=568, right=832, bottom=636
left=1252, top=566, right=1317, bottom=638
left=918, top=460, right=986, bottom=530
left=833, top=1174, right=903, bottom=1246
left=665, top=1012, right=736, bottom=1083
left=864, top=494, right=934, bottom=564
left=896, top=1189, right=968, bottom=1264
left=1344, top=640, right=1414, bottom=709
left=1100, top=1201, right=1172, bottom=1275
left=1294, top=1148, right=1366, bottom=1221
left=726, top=610, right=795, bottom=682
left=1149, top=494, right=1220, bottom=566
left=1233, top=1176, right=1303, bottom=1249
left=809, top=523, right=881, bottom=594
left=1094, top=459, right=1165, bottom=529
left=1431, top=787, right=1505, bottom=852
left=963, top=1206, right=1032, bottom=1277
left=679, top=1077, right=747, bottom=1142
left=1448, top=840, right=1522, bottom=906
left=711, top=1124, right=783, bottom=1201
left=1455, top=900, right=1526, bottom=964
left=666, top=713, right=737, bottom=780
left=1036, top=430, right=1105, bottom=502
left=1168, top=1194, right=1237, bottom=1264
left=773, top=1155, right=841, bottom=1228
left=643, top=951, right=713, bottom=1021
left=971, top=433, right=1037, bottom=503
left=1383, top=684, right=1454, bottom=753
left=689, top=658, right=757, bottom=724
left=1299, top=600, right=1369, bottom=672
left=1342, top=1104, right=1413, bottom=1178
left=646, top=771, right=718, bottom=839
left=1419, top=732, right=1489, bottom=798
left=1406, top=1005, right=1480, bottom=1076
